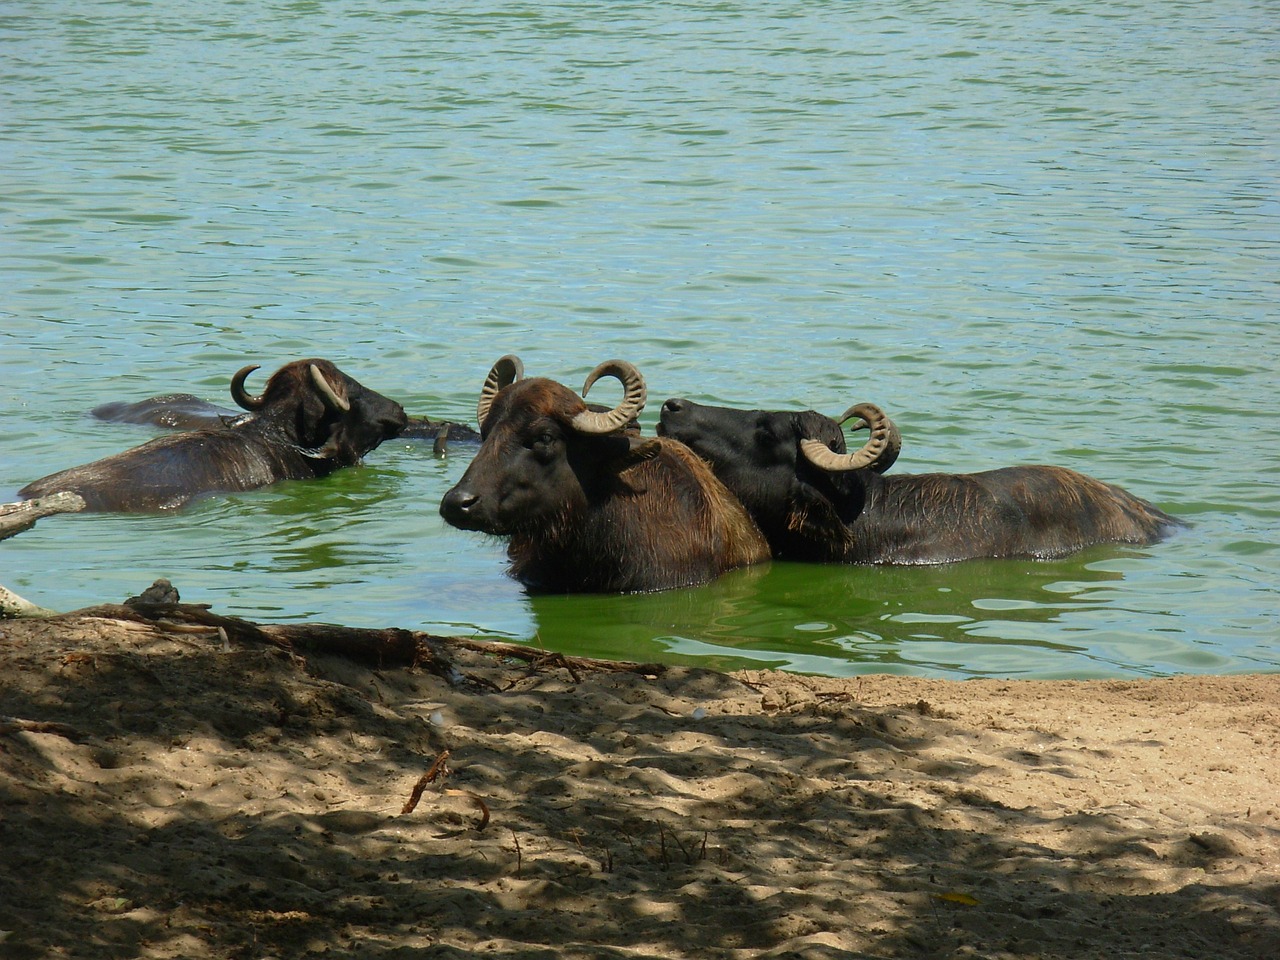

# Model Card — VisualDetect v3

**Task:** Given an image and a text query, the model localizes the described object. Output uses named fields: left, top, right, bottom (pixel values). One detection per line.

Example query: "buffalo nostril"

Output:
left=440, top=488, right=479, bottom=519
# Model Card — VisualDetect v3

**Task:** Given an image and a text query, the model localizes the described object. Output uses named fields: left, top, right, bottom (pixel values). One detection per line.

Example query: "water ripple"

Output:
left=2, top=0, right=1276, bottom=677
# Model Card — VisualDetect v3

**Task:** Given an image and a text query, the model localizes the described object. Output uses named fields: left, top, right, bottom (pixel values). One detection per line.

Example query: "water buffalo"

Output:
left=19, top=359, right=407, bottom=512
left=439, top=356, right=769, bottom=593
left=91, top=393, right=479, bottom=452
left=91, top=394, right=245, bottom=431
left=658, top=398, right=1184, bottom=564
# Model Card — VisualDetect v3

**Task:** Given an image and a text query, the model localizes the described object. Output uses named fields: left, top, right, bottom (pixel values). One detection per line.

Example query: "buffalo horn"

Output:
left=230, top=364, right=267, bottom=411
left=309, top=364, right=351, bottom=413
left=476, top=354, right=525, bottom=428
left=800, top=402, right=901, bottom=473
left=572, top=360, right=647, bottom=435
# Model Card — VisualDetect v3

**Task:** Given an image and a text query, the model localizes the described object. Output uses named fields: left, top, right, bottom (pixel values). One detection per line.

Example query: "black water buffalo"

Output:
left=19, top=359, right=407, bottom=512
left=439, top=356, right=769, bottom=593
left=658, top=398, right=1184, bottom=564
left=91, top=393, right=479, bottom=454
left=91, top=394, right=245, bottom=431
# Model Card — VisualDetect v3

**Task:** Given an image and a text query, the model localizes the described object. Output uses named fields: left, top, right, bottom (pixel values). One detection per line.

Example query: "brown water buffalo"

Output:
left=19, top=359, right=407, bottom=512
left=439, top=356, right=769, bottom=593
left=658, top=398, right=1184, bottom=564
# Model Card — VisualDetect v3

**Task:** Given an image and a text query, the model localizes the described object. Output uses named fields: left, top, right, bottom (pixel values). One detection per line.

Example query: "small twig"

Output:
left=732, top=674, right=766, bottom=694
left=534, top=651, right=582, bottom=683
left=511, top=828, right=523, bottom=877
left=401, top=750, right=451, bottom=814
left=151, top=620, right=222, bottom=635
left=450, top=636, right=665, bottom=678
left=669, top=829, right=694, bottom=864
left=400, top=754, right=489, bottom=830
left=444, top=790, right=490, bottom=830
left=816, top=691, right=855, bottom=703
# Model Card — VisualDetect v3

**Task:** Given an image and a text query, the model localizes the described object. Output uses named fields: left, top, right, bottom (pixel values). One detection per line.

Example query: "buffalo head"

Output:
left=230, top=358, right=407, bottom=468
left=441, top=357, right=767, bottom=592
left=659, top=398, right=901, bottom=556
left=441, top=356, right=649, bottom=535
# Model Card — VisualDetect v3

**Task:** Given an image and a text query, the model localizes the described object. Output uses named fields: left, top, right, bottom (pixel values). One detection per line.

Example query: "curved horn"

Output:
left=230, top=364, right=266, bottom=411
left=571, top=360, right=647, bottom=435
left=800, top=402, right=901, bottom=473
left=476, top=355, right=524, bottom=428
left=310, top=364, right=350, bottom=413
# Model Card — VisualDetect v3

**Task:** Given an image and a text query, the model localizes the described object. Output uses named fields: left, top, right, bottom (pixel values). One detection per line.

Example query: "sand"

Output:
left=1, top=604, right=1277, bottom=959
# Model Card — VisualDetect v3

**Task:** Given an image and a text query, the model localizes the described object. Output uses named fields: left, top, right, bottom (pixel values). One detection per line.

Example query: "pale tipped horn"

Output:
left=571, top=360, right=647, bottom=435
left=230, top=364, right=266, bottom=411
left=310, top=364, right=350, bottom=413
left=476, top=355, right=524, bottom=429
left=800, top=402, right=901, bottom=473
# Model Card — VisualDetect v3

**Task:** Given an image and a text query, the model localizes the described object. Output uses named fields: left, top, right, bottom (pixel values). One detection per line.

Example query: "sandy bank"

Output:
left=1, top=606, right=1277, bottom=959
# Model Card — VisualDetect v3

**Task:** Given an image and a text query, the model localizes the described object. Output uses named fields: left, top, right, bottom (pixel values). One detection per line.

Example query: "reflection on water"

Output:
left=524, top=551, right=1162, bottom=679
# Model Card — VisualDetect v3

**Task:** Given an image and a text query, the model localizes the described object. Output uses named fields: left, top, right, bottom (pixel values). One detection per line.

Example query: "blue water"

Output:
left=2, top=0, right=1277, bottom=678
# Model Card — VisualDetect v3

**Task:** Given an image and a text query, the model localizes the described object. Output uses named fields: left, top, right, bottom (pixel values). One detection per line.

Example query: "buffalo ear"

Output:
left=789, top=470, right=865, bottom=531
left=602, top=437, right=661, bottom=495
left=784, top=488, right=846, bottom=543
left=621, top=437, right=661, bottom=466
left=293, top=387, right=342, bottom=457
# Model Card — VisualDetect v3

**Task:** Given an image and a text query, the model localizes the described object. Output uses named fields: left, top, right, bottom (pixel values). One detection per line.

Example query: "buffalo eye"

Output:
left=528, top=429, right=559, bottom=460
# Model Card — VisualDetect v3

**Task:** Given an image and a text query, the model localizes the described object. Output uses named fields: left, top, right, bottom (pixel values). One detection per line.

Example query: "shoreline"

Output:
left=2, top=608, right=1277, bottom=958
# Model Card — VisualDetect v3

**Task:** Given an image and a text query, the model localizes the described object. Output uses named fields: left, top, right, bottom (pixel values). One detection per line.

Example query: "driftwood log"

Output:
left=4, top=572, right=667, bottom=679
left=63, top=598, right=666, bottom=682
left=2, top=493, right=88, bottom=618
left=1, top=584, right=57, bottom=619
left=0, top=492, right=86, bottom=541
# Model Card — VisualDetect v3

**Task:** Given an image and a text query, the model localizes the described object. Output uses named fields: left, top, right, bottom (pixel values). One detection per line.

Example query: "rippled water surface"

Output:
left=3, top=0, right=1277, bottom=678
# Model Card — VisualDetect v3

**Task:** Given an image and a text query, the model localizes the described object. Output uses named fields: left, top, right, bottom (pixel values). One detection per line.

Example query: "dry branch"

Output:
left=0, top=716, right=87, bottom=742
left=448, top=636, right=666, bottom=677
left=511, top=829, right=523, bottom=877
left=402, top=750, right=452, bottom=815
left=401, top=752, right=489, bottom=829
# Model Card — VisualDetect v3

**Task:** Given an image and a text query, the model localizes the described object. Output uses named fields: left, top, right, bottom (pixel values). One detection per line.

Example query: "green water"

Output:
left=2, top=0, right=1277, bottom=678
